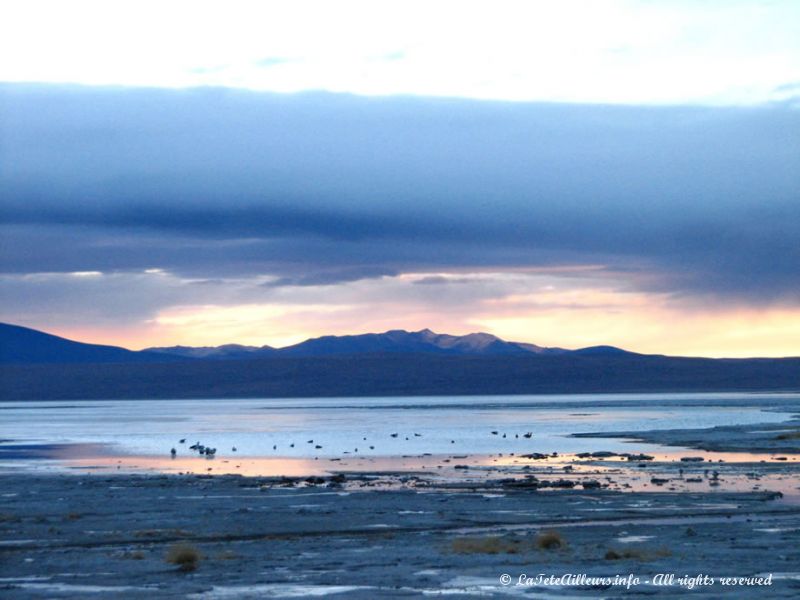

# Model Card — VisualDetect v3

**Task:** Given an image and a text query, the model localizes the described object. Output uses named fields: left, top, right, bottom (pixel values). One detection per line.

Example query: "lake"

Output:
left=1, top=392, right=797, bottom=476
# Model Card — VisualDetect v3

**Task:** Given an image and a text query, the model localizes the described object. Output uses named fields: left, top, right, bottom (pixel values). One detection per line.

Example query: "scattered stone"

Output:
left=542, top=479, right=576, bottom=489
left=624, top=453, right=654, bottom=461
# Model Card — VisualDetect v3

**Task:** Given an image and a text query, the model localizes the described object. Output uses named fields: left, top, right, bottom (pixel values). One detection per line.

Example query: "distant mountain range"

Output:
left=1, top=322, right=798, bottom=400
left=0, top=322, right=636, bottom=364
left=144, top=329, right=636, bottom=360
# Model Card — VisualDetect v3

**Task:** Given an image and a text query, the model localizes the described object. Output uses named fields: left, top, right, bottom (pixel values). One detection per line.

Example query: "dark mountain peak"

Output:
left=0, top=322, right=185, bottom=364
left=275, top=327, right=564, bottom=357
left=573, top=345, right=637, bottom=356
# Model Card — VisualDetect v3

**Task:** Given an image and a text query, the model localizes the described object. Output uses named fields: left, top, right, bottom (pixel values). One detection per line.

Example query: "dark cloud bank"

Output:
left=1, top=83, right=798, bottom=301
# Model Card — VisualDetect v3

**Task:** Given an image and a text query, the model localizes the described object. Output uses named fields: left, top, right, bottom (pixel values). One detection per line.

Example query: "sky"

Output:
left=1, top=0, right=799, bottom=357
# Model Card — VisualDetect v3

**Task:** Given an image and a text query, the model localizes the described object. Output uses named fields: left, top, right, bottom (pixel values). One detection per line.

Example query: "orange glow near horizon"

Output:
left=29, top=270, right=800, bottom=359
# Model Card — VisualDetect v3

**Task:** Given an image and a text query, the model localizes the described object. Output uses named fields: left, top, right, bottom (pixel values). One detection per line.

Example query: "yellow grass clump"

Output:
left=535, top=530, right=566, bottom=550
left=165, top=543, right=201, bottom=572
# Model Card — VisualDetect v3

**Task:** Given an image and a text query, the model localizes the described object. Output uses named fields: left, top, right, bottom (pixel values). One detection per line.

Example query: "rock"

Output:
left=680, top=456, right=705, bottom=462
left=581, top=479, right=601, bottom=489
left=544, top=479, right=576, bottom=489
left=624, top=453, right=654, bottom=461
left=502, top=477, right=540, bottom=489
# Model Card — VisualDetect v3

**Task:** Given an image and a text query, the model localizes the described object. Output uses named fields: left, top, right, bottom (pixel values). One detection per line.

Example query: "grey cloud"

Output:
left=1, top=83, right=798, bottom=300
left=412, top=276, right=476, bottom=286
left=265, top=267, right=397, bottom=288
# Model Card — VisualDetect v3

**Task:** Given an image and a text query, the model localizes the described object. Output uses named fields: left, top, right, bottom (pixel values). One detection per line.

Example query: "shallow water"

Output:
left=1, top=393, right=798, bottom=476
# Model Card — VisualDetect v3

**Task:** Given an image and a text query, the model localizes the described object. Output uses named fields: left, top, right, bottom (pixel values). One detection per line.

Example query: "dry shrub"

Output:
left=166, top=543, right=201, bottom=572
left=535, top=530, right=565, bottom=550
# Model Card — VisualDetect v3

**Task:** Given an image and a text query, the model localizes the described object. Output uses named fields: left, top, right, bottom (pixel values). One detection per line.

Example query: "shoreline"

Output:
left=572, top=416, right=800, bottom=455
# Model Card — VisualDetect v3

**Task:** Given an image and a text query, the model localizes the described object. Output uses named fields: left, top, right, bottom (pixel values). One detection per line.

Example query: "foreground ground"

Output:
left=1, top=471, right=799, bottom=599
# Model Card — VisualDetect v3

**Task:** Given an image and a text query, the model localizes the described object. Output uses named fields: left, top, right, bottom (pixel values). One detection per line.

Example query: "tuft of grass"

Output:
left=165, top=543, right=201, bottom=572
left=775, top=430, right=800, bottom=440
left=535, top=530, right=565, bottom=550
left=451, top=535, right=520, bottom=555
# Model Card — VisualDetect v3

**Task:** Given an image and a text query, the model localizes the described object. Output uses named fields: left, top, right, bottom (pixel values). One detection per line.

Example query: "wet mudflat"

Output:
left=1, top=471, right=799, bottom=599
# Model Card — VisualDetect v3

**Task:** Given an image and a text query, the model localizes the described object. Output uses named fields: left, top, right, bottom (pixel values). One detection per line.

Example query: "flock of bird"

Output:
left=168, top=429, right=537, bottom=459
left=170, top=438, right=220, bottom=458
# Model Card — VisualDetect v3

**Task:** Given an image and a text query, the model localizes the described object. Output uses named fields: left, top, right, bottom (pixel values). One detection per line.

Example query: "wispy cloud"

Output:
left=1, top=0, right=799, bottom=105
